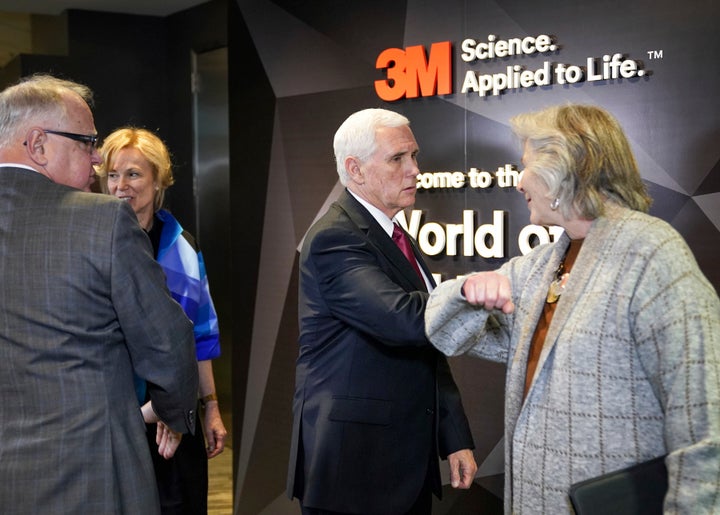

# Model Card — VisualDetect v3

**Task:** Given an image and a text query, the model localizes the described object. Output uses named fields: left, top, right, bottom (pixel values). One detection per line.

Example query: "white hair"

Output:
left=333, top=108, right=410, bottom=185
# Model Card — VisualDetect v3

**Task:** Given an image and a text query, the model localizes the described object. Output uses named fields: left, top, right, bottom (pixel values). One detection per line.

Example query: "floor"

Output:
left=208, top=445, right=234, bottom=514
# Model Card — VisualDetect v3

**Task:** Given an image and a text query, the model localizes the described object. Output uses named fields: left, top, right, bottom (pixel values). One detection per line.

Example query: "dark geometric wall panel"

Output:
left=232, top=0, right=720, bottom=512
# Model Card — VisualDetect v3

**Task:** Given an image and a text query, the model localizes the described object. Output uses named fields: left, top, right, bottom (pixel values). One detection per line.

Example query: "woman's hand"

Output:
left=202, top=400, right=227, bottom=459
left=462, top=272, right=515, bottom=314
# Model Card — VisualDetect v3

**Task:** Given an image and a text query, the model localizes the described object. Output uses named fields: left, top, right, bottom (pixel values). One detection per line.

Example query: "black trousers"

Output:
left=147, top=409, right=208, bottom=515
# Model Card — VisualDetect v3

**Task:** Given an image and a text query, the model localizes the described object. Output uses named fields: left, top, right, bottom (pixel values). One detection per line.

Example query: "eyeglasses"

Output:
left=43, top=129, right=98, bottom=152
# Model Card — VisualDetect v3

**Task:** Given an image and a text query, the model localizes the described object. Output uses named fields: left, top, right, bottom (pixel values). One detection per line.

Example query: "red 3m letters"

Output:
left=375, top=41, right=452, bottom=101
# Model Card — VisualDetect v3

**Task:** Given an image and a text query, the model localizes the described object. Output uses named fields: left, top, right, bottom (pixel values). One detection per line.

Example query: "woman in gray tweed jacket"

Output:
left=425, top=104, right=720, bottom=514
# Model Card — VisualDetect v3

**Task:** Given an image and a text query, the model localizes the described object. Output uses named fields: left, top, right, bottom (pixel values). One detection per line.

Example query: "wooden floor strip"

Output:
left=208, top=446, right=233, bottom=514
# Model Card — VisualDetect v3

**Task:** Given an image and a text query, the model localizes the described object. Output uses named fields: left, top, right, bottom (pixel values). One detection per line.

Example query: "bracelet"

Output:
left=200, top=392, right=218, bottom=407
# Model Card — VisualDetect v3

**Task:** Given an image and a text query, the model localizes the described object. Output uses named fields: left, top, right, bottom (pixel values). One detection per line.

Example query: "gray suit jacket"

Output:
left=0, top=167, right=199, bottom=514
left=426, top=206, right=720, bottom=514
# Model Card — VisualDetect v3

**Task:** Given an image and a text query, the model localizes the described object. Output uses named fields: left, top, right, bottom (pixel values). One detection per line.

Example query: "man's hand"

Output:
left=156, top=421, right=183, bottom=460
left=462, top=272, right=514, bottom=314
left=140, top=400, right=159, bottom=424
left=448, top=448, right=477, bottom=489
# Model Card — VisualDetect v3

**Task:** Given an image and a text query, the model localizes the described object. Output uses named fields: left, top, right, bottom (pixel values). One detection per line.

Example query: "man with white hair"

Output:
left=286, top=108, right=477, bottom=515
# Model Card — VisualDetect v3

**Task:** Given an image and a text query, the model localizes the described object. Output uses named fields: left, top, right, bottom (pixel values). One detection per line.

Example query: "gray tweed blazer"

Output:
left=0, top=167, right=199, bottom=514
left=426, top=205, right=720, bottom=514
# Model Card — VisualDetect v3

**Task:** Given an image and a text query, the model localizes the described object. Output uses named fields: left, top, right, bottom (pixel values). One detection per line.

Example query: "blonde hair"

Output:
left=511, top=104, right=651, bottom=219
left=97, top=127, right=174, bottom=211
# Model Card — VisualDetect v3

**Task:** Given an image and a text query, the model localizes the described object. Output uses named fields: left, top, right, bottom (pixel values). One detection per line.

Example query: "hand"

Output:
left=448, top=448, right=477, bottom=489
left=140, top=400, right=159, bottom=424
left=203, top=401, right=227, bottom=459
left=462, top=272, right=514, bottom=314
left=156, top=421, right=183, bottom=460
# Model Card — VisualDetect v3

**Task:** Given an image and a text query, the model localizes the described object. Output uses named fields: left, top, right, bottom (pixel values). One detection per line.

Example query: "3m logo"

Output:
left=375, top=41, right=453, bottom=101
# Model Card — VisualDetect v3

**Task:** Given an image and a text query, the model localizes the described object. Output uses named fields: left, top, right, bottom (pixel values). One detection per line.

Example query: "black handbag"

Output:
left=568, top=455, right=668, bottom=514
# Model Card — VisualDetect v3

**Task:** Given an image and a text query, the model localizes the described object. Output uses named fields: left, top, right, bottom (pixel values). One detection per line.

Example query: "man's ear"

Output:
left=345, top=156, right=363, bottom=184
left=24, top=129, right=49, bottom=164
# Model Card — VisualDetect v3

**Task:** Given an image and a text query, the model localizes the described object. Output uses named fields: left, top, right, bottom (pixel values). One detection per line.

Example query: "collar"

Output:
left=0, top=163, right=40, bottom=173
left=347, top=189, right=396, bottom=238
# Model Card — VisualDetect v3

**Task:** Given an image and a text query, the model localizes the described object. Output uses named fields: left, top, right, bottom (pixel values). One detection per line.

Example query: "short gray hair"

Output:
left=0, top=74, right=94, bottom=150
left=333, top=108, right=410, bottom=185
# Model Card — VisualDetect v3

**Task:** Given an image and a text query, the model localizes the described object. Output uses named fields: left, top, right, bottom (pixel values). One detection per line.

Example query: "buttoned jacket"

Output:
left=287, top=190, right=474, bottom=514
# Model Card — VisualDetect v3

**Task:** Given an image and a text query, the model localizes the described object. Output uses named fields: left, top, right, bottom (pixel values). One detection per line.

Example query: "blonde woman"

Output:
left=98, top=127, right=227, bottom=514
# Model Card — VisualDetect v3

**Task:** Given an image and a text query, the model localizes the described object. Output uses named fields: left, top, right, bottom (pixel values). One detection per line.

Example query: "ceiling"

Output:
left=0, top=1, right=210, bottom=67
left=0, top=0, right=209, bottom=16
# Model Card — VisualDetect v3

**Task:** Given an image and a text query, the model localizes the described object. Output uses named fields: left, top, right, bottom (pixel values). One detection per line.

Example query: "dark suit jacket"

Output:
left=287, top=190, right=474, bottom=514
left=0, top=167, right=199, bottom=514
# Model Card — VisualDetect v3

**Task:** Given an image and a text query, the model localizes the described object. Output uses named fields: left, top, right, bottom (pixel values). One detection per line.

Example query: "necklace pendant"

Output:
left=546, top=272, right=570, bottom=304
left=546, top=280, right=562, bottom=303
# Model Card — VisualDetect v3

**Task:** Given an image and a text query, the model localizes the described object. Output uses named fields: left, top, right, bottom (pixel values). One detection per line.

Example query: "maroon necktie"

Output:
left=392, top=223, right=424, bottom=281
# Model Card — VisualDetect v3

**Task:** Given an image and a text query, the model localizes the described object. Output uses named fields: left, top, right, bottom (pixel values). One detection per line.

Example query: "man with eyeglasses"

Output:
left=9, top=83, right=101, bottom=190
left=0, top=74, right=200, bottom=514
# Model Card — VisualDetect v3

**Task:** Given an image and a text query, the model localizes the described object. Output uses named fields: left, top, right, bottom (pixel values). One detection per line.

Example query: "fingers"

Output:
left=204, top=411, right=228, bottom=458
left=502, top=299, right=515, bottom=314
left=206, top=432, right=216, bottom=457
left=206, top=429, right=223, bottom=459
left=208, top=426, right=228, bottom=458
left=155, top=421, right=182, bottom=460
left=449, top=458, right=461, bottom=488
left=161, top=432, right=181, bottom=459
left=448, top=449, right=478, bottom=489
left=462, top=272, right=514, bottom=313
left=457, top=458, right=477, bottom=489
left=206, top=447, right=218, bottom=458
left=155, top=421, right=167, bottom=447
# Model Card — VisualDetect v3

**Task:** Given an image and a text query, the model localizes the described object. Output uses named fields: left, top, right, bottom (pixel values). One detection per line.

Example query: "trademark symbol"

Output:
left=647, top=50, right=663, bottom=59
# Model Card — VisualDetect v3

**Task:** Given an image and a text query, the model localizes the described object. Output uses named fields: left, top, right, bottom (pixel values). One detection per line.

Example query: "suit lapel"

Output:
left=337, top=191, right=429, bottom=292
